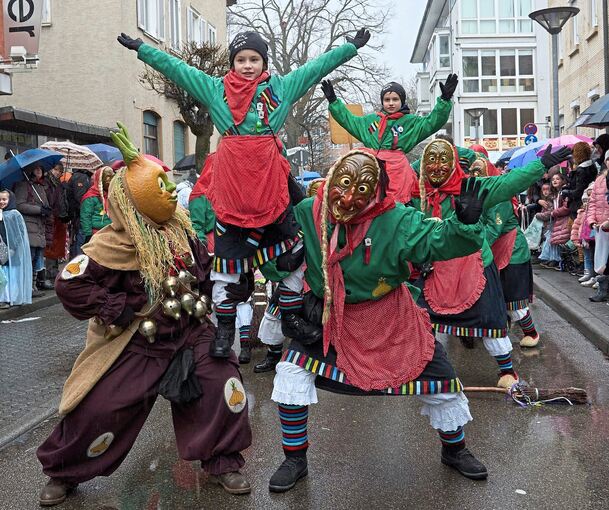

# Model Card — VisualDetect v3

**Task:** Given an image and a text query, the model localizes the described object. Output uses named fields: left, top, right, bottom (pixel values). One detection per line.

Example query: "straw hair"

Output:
left=319, top=150, right=381, bottom=324
left=109, top=168, right=194, bottom=302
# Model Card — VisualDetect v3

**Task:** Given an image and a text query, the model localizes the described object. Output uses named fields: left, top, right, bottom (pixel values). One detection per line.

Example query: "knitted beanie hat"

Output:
left=229, top=32, right=268, bottom=67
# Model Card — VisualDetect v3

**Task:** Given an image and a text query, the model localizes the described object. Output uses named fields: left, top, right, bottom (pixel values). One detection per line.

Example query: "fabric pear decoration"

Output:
left=111, top=122, right=177, bottom=224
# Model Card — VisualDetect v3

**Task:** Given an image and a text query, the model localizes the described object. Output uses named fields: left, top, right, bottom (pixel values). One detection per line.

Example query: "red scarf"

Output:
left=313, top=182, right=395, bottom=355
left=376, top=111, right=404, bottom=143
left=223, top=69, right=270, bottom=126
left=81, top=168, right=104, bottom=204
left=411, top=146, right=465, bottom=218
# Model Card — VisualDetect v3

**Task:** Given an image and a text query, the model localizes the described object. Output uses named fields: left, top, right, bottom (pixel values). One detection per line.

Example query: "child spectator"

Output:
left=576, top=184, right=595, bottom=284
left=538, top=171, right=569, bottom=269
left=0, top=189, right=32, bottom=307
left=80, top=166, right=113, bottom=244
left=586, top=154, right=609, bottom=300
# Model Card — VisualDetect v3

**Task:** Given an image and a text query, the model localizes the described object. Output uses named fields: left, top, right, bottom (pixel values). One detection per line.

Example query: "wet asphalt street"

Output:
left=0, top=297, right=608, bottom=510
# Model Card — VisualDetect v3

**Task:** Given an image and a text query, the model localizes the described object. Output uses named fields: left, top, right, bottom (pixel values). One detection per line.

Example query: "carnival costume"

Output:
left=36, top=124, right=252, bottom=507
left=118, top=29, right=369, bottom=359
left=263, top=150, right=491, bottom=492
left=411, top=140, right=571, bottom=388
left=321, top=76, right=457, bottom=203
left=471, top=157, right=540, bottom=348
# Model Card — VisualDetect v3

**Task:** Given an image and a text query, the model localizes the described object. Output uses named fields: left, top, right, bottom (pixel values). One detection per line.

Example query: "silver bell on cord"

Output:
left=162, top=298, right=182, bottom=320
left=180, top=293, right=195, bottom=316
left=138, top=319, right=158, bottom=344
left=193, top=299, right=209, bottom=321
left=162, top=276, right=180, bottom=297
left=178, top=270, right=196, bottom=286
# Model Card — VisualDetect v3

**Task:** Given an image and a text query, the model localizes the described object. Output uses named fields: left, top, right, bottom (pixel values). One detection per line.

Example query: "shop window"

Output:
left=173, top=121, right=187, bottom=163
left=143, top=111, right=161, bottom=158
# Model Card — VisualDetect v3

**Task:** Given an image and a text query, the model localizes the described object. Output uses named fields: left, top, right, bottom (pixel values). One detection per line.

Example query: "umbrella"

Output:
left=0, top=148, right=63, bottom=189
left=497, top=146, right=520, bottom=164
left=572, top=93, right=609, bottom=129
left=40, top=141, right=103, bottom=172
left=84, top=143, right=122, bottom=164
left=535, top=134, right=593, bottom=156
left=110, top=154, right=171, bottom=173
left=296, top=171, right=321, bottom=183
left=506, top=139, right=547, bottom=169
left=174, top=154, right=196, bottom=172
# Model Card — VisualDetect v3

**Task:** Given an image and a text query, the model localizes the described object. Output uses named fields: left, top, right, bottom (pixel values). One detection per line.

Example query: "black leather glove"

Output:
left=540, top=144, right=572, bottom=169
left=276, top=246, right=305, bottom=272
left=114, top=305, right=135, bottom=328
left=321, top=80, right=337, bottom=103
left=225, top=273, right=254, bottom=302
left=346, top=28, right=370, bottom=49
left=439, top=74, right=458, bottom=100
left=454, top=178, right=489, bottom=225
left=117, top=33, right=143, bottom=51
left=40, top=205, right=52, bottom=217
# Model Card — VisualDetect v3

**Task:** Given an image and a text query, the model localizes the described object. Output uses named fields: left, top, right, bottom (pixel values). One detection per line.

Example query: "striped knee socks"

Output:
left=278, top=404, right=309, bottom=456
left=439, top=427, right=465, bottom=450
left=239, top=325, right=250, bottom=345
left=216, top=301, right=237, bottom=321
left=494, top=353, right=514, bottom=374
left=518, top=311, right=538, bottom=338
left=278, top=282, right=303, bottom=314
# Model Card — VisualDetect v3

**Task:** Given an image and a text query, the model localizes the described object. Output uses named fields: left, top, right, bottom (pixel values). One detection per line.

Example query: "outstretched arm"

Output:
left=328, top=98, right=372, bottom=145
left=396, top=97, right=452, bottom=153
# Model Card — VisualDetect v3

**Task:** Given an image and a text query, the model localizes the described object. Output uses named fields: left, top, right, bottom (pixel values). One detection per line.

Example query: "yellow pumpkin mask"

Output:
left=422, top=139, right=455, bottom=187
left=111, top=122, right=177, bottom=224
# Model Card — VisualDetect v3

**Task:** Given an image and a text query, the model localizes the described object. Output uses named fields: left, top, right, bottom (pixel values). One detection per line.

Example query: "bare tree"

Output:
left=140, top=43, right=230, bottom=170
left=228, top=0, right=391, bottom=169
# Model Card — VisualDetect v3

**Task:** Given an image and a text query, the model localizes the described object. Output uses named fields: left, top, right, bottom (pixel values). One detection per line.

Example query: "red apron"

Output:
left=491, top=229, right=517, bottom=271
left=360, top=148, right=417, bottom=203
left=207, top=135, right=290, bottom=228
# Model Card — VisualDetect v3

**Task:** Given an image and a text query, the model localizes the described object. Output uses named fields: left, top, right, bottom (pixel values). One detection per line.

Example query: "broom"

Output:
left=464, top=383, right=589, bottom=406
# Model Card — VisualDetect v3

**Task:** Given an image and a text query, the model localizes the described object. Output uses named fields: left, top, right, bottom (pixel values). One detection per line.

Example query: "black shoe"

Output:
left=37, top=269, right=55, bottom=290
left=282, top=313, right=322, bottom=344
left=589, top=276, right=609, bottom=302
left=269, top=456, right=308, bottom=493
left=458, top=336, right=475, bottom=349
left=441, top=446, right=488, bottom=480
left=254, top=349, right=282, bottom=373
left=210, top=318, right=234, bottom=358
left=238, top=343, right=251, bottom=364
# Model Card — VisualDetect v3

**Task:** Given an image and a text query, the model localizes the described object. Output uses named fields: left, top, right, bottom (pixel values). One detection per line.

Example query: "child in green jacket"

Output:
left=80, top=166, right=113, bottom=243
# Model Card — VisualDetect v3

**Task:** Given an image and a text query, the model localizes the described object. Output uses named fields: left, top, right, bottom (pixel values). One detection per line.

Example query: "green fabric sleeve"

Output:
left=328, top=99, right=372, bottom=144
left=80, top=198, right=95, bottom=237
left=479, top=159, right=545, bottom=211
left=281, top=43, right=358, bottom=104
left=483, top=202, right=511, bottom=246
left=137, top=44, right=222, bottom=109
left=396, top=98, right=452, bottom=153
left=189, top=196, right=216, bottom=242
left=397, top=208, right=485, bottom=264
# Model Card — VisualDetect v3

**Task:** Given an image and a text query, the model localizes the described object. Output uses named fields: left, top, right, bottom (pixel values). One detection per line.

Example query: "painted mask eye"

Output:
left=339, top=176, right=351, bottom=187
left=158, top=177, right=166, bottom=191
left=358, top=184, right=370, bottom=194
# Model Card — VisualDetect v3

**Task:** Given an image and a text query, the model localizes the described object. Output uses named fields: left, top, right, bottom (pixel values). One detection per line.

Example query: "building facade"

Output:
left=411, top=0, right=552, bottom=159
left=0, top=0, right=230, bottom=168
left=551, top=0, right=606, bottom=138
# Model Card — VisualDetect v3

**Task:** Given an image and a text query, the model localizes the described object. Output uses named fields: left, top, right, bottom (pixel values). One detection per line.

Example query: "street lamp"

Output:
left=465, top=108, right=487, bottom=144
left=529, top=6, right=579, bottom=137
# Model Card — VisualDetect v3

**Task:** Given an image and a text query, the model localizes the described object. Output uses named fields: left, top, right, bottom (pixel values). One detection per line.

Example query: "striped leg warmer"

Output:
left=278, top=282, right=303, bottom=314
left=439, top=427, right=465, bottom=450
left=216, top=301, right=237, bottom=321
left=494, top=353, right=514, bottom=375
left=518, top=310, right=538, bottom=338
left=278, top=404, right=309, bottom=456
left=239, top=324, right=250, bottom=346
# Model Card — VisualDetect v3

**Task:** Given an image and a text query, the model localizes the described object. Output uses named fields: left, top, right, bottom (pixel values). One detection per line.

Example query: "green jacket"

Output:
left=483, top=201, right=530, bottom=265
left=189, top=195, right=216, bottom=241
left=80, top=197, right=111, bottom=237
left=410, top=159, right=545, bottom=267
left=138, top=43, right=358, bottom=135
left=328, top=97, right=452, bottom=152
left=263, top=198, right=485, bottom=304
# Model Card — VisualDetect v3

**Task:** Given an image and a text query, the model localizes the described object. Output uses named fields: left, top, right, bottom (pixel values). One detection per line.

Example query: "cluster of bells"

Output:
left=138, top=269, right=212, bottom=344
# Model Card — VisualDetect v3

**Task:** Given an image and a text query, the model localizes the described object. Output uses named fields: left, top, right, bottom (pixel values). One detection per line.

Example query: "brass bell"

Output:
left=162, top=276, right=180, bottom=297
left=104, top=324, right=124, bottom=342
left=178, top=270, right=196, bottom=285
left=162, top=297, right=182, bottom=320
left=193, top=299, right=208, bottom=321
left=180, top=293, right=195, bottom=316
left=138, top=319, right=158, bottom=344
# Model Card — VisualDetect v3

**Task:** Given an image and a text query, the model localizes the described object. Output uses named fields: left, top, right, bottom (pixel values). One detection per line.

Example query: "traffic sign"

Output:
left=524, top=123, right=538, bottom=136
left=524, top=134, right=538, bottom=145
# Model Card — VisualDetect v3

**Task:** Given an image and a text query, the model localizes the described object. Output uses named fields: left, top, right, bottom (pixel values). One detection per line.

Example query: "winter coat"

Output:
left=64, top=170, right=91, bottom=221
left=550, top=195, right=571, bottom=245
left=14, top=180, right=52, bottom=248
left=565, top=160, right=597, bottom=215
left=587, top=172, right=609, bottom=227
left=571, top=208, right=584, bottom=246
left=176, top=181, right=192, bottom=210
left=43, top=172, right=69, bottom=220
left=80, top=197, right=111, bottom=237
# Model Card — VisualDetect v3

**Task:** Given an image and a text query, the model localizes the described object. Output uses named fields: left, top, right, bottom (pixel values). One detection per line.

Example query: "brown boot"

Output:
left=209, top=471, right=251, bottom=495
left=39, top=478, right=77, bottom=506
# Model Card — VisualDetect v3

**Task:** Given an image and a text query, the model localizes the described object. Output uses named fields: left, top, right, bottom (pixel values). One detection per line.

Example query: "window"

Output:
left=208, top=23, right=217, bottom=45
left=460, top=0, right=532, bottom=34
left=138, top=0, right=165, bottom=40
left=187, top=7, right=205, bottom=45
left=483, top=109, right=498, bottom=135
left=169, top=0, right=181, bottom=50
left=461, top=49, right=534, bottom=95
left=572, top=16, right=579, bottom=46
left=42, top=0, right=51, bottom=25
left=173, top=121, right=187, bottom=163
left=501, top=109, right=518, bottom=135
left=437, top=34, right=450, bottom=68
left=143, top=111, right=161, bottom=158
left=591, top=0, right=598, bottom=27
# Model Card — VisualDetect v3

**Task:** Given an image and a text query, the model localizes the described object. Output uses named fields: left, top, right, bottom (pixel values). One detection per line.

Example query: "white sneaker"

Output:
left=582, top=276, right=598, bottom=287
left=579, top=271, right=592, bottom=283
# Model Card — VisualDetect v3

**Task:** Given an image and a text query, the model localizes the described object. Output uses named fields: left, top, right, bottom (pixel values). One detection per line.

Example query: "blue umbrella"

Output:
left=497, top=146, right=520, bottom=164
left=85, top=143, right=122, bottom=164
left=0, top=148, right=63, bottom=189
left=506, top=139, right=547, bottom=169
left=296, top=170, right=321, bottom=183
